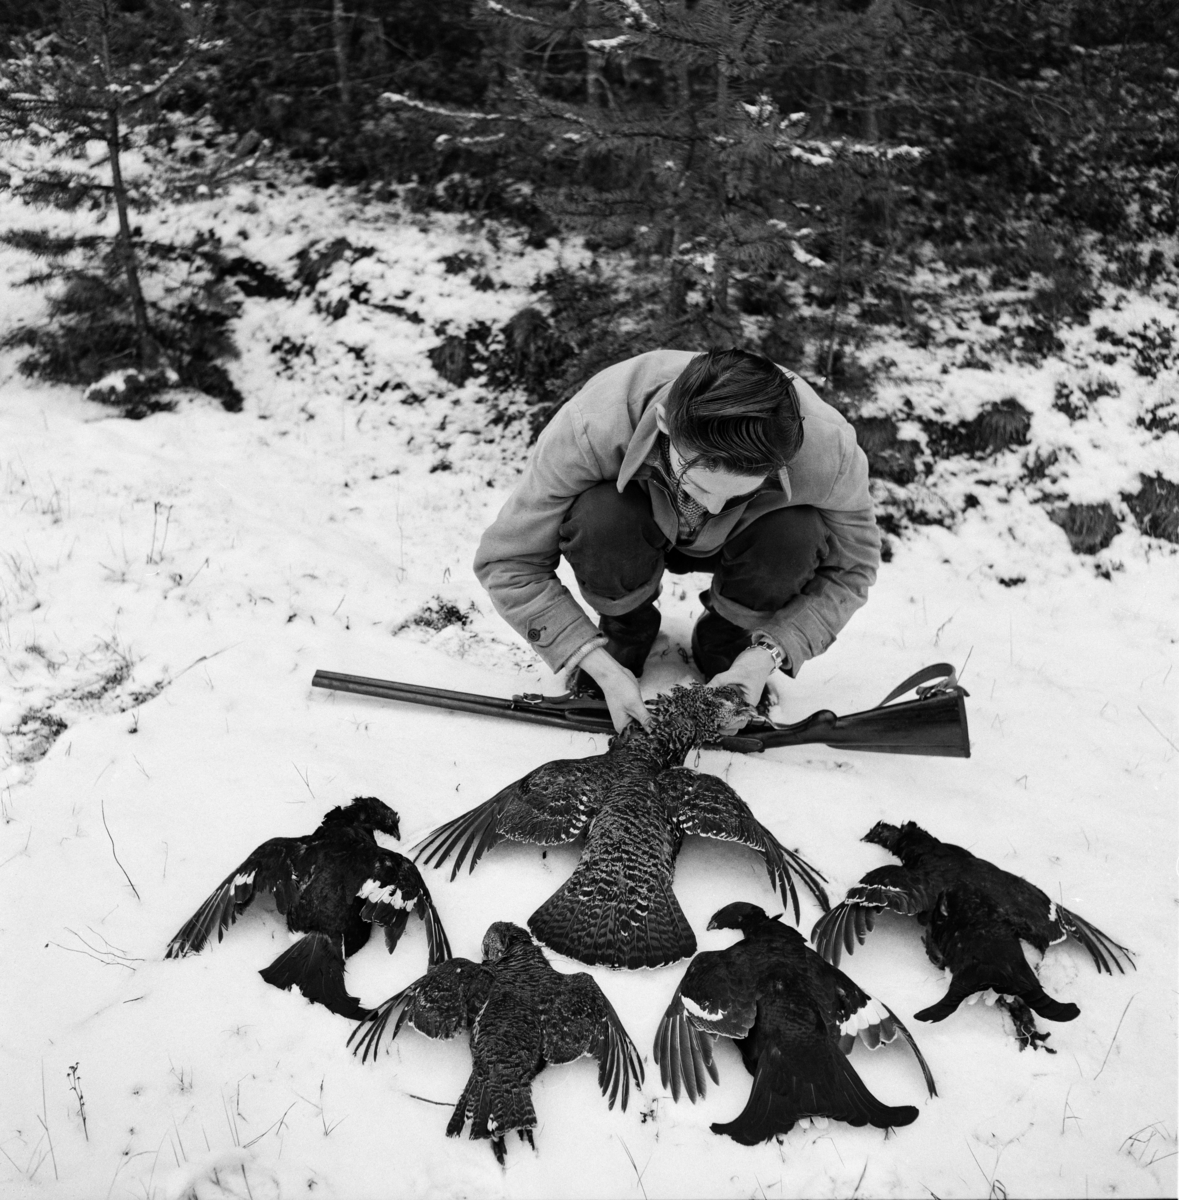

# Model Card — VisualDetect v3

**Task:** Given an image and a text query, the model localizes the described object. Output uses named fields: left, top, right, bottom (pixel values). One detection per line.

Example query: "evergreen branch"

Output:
left=0, top=229, right=107, bottom=258
left=612, top=0, right=660, bottom=32
left=484, top=0, right=545, bottom=25
left=380, top=92, right=524, bottom=124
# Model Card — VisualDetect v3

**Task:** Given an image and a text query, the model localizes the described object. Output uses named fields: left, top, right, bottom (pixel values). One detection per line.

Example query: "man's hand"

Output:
left=707, top=644, right=777, bottom=734
left=578, top=646, right=651, bottom=732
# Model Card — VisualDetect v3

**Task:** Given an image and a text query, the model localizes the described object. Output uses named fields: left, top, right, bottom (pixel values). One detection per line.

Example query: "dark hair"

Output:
left=664, top=349, right=803, bottom=476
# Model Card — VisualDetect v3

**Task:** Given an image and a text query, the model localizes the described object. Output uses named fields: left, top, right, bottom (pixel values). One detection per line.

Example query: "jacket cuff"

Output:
left=759, top=624, right=815, bottom=679
left=532, top=612, right=603, bottom=674
left=560, top=635, right=609, bottom=678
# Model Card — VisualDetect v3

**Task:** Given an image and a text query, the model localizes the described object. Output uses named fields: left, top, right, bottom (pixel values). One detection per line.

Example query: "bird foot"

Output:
left=1001, top=997, right=1055, bottom=1053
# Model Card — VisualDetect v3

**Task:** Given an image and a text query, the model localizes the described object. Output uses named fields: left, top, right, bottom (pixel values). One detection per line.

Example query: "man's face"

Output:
left=664, top=438, right=767, bottom=514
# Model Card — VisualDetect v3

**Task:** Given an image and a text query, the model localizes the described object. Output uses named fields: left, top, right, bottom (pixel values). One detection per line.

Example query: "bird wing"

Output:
left=810, top=864, right=934, bottom=966
left=1054, top=903, right=1134, bottom=975
left=413, top=757, right=609, bottom=880
left=541, top=973, right=645, bottom=1111
left=654, top=949, right=758, bottom=1103
left=820, top=970, right=937, bottom=1098
left=657, top=767, right=828, bottom=923
left=356, top=849, right=452, bottom=966
left=981, top=863, right=1135, bottom=977
left=348, top=957, right=491, bottom=1064
left=165, top=836, right=303, bottom=958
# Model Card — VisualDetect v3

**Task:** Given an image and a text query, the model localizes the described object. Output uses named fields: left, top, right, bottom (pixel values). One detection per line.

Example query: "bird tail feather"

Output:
left=711, top=1043, right=918, bottom=1145
left=913, top=944, right=1079, bottom=1024
left=529, top=870, right=695, bottom=969
left=448, top=1072, right=536, bottom=1162
left=258, top=932, right=368, bottom=1019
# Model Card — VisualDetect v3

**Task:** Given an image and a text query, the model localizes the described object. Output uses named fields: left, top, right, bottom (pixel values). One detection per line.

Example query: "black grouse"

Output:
left=811, top=821, right=1134, bottom=1049
left=350, top=921, right=644, bottom=1163
left=414, top=684, right=829, bottom=969
left=166, top=796, right=451, bottom=1018
left=655, top=902, right=936, bottom=1144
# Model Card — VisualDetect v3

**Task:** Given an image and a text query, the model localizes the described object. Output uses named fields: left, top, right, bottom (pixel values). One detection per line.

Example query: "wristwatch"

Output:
left=749, top=632, right=786, bottom=672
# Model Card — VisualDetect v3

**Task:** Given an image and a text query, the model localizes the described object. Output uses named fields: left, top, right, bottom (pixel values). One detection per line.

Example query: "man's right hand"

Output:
left=578, top=646, right=651, bottom=732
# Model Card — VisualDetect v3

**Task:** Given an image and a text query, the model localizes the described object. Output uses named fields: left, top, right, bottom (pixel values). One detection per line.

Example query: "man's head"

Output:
left=655, top=349, right=803, bottom=513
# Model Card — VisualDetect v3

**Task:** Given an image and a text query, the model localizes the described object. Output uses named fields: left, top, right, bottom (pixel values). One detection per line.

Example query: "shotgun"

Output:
left=311, top=663, right=971, bottom=758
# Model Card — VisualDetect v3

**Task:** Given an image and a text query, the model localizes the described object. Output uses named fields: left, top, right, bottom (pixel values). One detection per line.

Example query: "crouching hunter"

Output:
left=474, top=348, right=880, bottom=732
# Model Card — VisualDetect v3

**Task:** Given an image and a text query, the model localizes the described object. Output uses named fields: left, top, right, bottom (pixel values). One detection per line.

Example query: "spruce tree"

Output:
left=0, top=0, right=244, bottom=412
left=389, top=0, right=924, bottom=370
left=468, top=0, right=806, bottom=344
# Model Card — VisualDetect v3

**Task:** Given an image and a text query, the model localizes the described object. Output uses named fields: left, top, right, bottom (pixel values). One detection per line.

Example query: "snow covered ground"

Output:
left=0, top=179, right=1176, bottom=1200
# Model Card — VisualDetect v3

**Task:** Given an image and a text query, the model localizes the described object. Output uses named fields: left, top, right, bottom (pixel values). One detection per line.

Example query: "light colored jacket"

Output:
left=474, top=349, right=880, bottom=676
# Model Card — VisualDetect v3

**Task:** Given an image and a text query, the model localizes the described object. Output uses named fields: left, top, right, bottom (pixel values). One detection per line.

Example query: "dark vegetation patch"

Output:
left=1021, top=449, right=1060, bottom=484
left=849, top=416, right=921, bottom=486
left=1124, top=475, right=1179, bottom=543
left=1053, top=377, right=1119, bottom=421
left=1138, top=398, right=1179, bottom=435
left=1093, top=321, right=1177, bottom=378
left=223, top=256, right=291, bottom=299
left=3, top=647, right=167, bottom=766
left=396, top=596, right=476, bottom=634
left=294, top=238, right=372, bottom=289
left=8, top=707, right=69, bottom=765
left=1050, top=503, right=1121, bottom=555
left=921, top=399, right=1032, bottom=459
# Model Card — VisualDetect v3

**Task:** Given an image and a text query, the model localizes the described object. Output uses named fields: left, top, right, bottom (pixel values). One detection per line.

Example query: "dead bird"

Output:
left=350, top=920, right=644, bottom=1164
left=414, top=684, right=829, bottom=969
left=811, top=821, right=1134, bottom=1050
left=166, top=796, right=451, bottom=1018
left=656, top=902, right=936, bottom=1144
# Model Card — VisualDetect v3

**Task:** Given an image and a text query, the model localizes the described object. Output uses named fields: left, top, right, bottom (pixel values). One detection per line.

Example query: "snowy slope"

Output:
left=0, top=180, right=1175, bottom=1200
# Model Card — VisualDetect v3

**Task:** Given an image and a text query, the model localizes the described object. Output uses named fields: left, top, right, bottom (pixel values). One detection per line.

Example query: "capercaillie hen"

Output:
left=811, top=821, right=1133, bottom=1050
left=350, top=921, right=644, bottom=1163
left=166, top=796, right=450, bottom=1018
left=656, top=902, right=936, bottom=1144
left=414, top=685, right=829, bottom=969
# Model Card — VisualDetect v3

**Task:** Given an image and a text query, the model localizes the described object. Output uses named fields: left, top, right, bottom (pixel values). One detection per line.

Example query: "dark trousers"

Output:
left=558, top=482, right=828, bottom=627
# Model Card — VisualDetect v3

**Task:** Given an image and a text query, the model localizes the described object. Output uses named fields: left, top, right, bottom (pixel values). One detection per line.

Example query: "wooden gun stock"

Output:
left=311, top=664, right=971, bottom=758
left=713, top=690, right=970, bottom=757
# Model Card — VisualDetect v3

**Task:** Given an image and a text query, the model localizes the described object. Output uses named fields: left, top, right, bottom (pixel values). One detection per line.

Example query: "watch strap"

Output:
left=749, top=632, right=785, bottom=671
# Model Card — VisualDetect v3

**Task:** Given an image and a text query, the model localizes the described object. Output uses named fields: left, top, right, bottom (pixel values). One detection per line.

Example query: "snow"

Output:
left=0, top=176, right=1176, bottom=1200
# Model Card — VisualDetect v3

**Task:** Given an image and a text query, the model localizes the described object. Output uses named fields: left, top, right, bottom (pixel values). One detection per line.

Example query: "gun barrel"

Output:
left=310, top=670, right=612, bottom=733
left=311, top=670, right=971, bottom=758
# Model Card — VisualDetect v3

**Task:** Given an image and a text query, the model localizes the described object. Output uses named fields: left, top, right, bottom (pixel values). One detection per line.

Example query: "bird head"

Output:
left=321, top=796, right=401, bottom=838
left=636, top=684, right=755, bottom=755
left=707, top=902, right=777, bottom=933
left=863, top=820, right=930, bottom=860
left=481, top=922, right=534, bottom=964
left=699, top=682, right=756, bottom=736
left=862, top=821, right=901, bottom=850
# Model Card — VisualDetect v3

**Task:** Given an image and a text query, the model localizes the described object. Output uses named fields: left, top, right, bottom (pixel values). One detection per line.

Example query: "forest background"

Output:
left=1, top=0, right=1177, bottom=479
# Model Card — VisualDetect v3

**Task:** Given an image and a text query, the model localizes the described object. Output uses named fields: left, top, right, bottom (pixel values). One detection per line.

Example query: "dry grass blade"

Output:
left=616, top=1135, right=648, bottom=1200
left=1094, top=994, right=1135, bottom=1080
left=100, top=797, right=140, bottom=899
